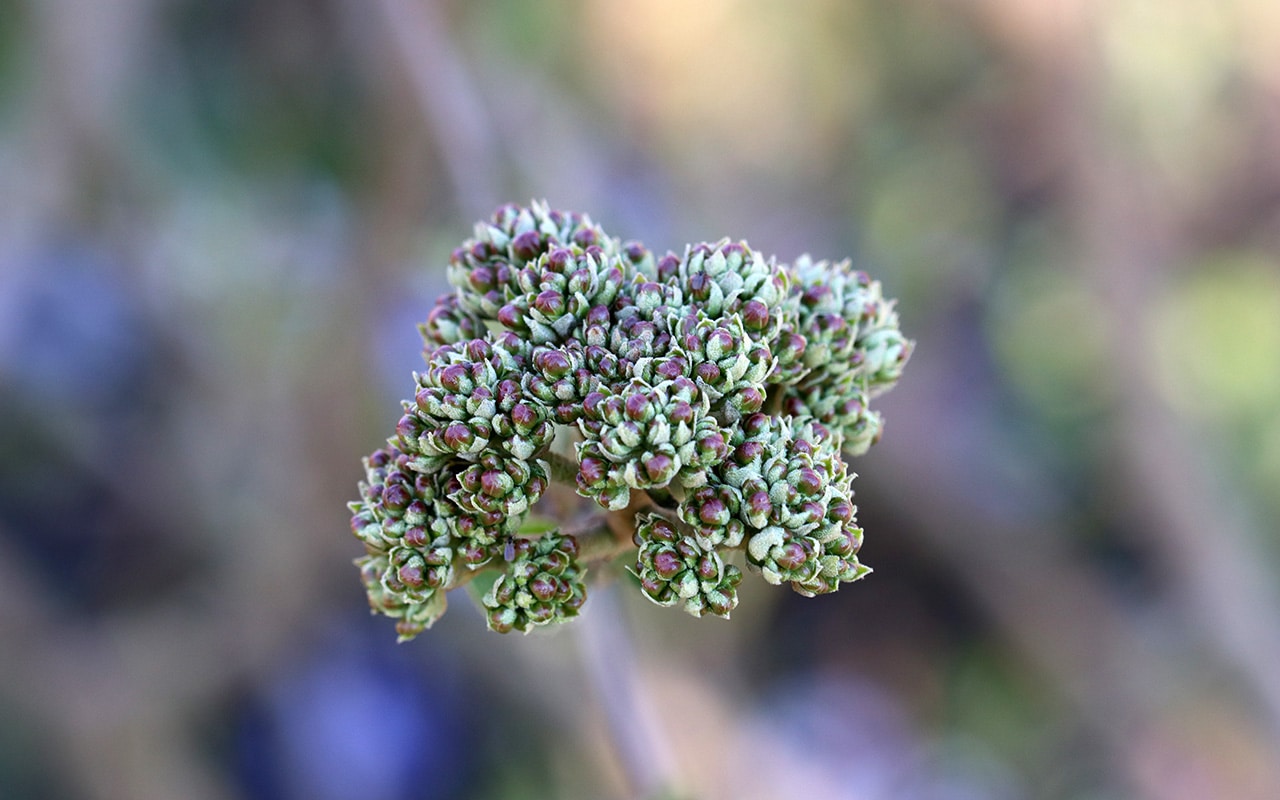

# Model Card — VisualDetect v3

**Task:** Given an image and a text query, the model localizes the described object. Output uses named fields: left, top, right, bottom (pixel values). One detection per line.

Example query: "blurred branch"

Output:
left=577, top=584, right=682, bottom=800
left=1034, top=13, right=1280, bottom=746
left=1077, top=150, right=1280, bottom=739
left=940, top=0, right=1280, bottom=774
left=872, top=330, right=1164, bottom=780
left=372, top=0, right=502, bottom=215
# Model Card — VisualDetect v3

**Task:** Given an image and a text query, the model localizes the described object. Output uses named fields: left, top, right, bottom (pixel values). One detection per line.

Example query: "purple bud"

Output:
left=382, top=483, right=411, bottom=510
left=625, top=393, right=651, bottom=421
left=827, top=529, right=856, bottom=558
left=640, top=575, right=666, bottom=598
left=511, top=230, right=542, bottom=261
left=775, top=542, right=808, bottom=571
left=405, top=497, right=430, bottom=519
left=541, top=551, right=568, bottom=574
left=656, top=357, right=687, bottom=381
left=398, top=564, right=425, bottom=588
left=527, top=604, right=555, bottom=624
left=801, top=285, right=827, bottom=306
left=397, top=414, right=422, bottom=442
left=442, top=422, right=474, bottom=450
left=583, top=392, right=606, bottom=418
left=652, top=550, right=683, bottom=580
left=554, top=404, right=578, bottom=424
left=465, top=339, right=491, bottom=361
left=469, top=265, right=494, bottom=291
left=741, top=300, right=770, bottom=331
left=697, top=432, right=727, bottom=462
left=480, top=470, right=511, bottom=498
left=487, top=609, right=514, bottom=634
left=579, top=456, right=607, bottom=484
left=800, top=501, right=825, bottom=524
left=536, top=349, right=571, bottom=378
left=670, top=376, right=697, bottom=396
left=511, top=403, right=538, bottom=430
left=706, top=593, right=733, bottom=616
left=688, top=272, right=711, bottom=299
left=528, top=474, right=548, bottom=497
left=634, top=282, right=663, bottom=309
left=534, top=290, right=565, bottom=317
left=495, top=379, right=520, bottom=406
left=742, top=413, right=770, bottom=438
left=497, top=304, right=522, bottom=330
left=699, top=498, right=728, bottom=525
left=656, top=254, right=680, bottom=280
left=414, top=387, right=434, bottom=412
left=828, top=498, right=854, bottom=522
left=795, top=468, right=823, bottom=496
left=645, top=454, right=675, bottom=482
left=463, top=540, right=491, bottom=565
left=736, top=441, right=764, bottom=464
left=649, top=518, right=676, bottom=541
left=586, top=305, right=611, bottom=327
left=440, top=364, right=469, bottom=392
left=668, top=401, right=694, bottom=425
left=736, top=387, right=765, bottom=413
left=696, top=362, right=722, bottom=384
left=459, top=467, right=481, bottom=493
left=529, top=575, right=557, bottom=601
left=748, top=491, right=772, bottom=519
left=841, top=396, right=864, bottom=416
left=547, top=247, right=572, bottom=271
left=350, top=511, right=375, bottom=535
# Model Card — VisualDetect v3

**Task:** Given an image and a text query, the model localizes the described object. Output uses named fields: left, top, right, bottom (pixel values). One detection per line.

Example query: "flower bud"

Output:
left=631, top=513, right=741, bottom=618
left=482, top=532, right=587, bottom=633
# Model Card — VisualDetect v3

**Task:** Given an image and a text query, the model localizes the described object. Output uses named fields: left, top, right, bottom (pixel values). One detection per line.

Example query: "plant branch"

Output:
left=576, top=584, right=681, bottom=800
left=544, top=451, right=580, bottom=485
left=445, top=517, right=632, bottom=592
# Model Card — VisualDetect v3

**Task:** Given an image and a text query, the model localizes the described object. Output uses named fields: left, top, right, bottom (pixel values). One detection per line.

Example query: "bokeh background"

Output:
left=3, top=1, right=1280, bottom=798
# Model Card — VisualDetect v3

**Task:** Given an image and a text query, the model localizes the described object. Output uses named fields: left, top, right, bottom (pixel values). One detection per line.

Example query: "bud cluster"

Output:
left=349, top=202, right=911, bottom=639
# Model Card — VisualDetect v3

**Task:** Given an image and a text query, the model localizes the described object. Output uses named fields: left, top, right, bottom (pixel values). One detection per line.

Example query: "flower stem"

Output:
left=444, top=517, right=631, bottom=592
left=544, top=451, right=580, bottom=485
left=576, top=584, right=682, bottom=799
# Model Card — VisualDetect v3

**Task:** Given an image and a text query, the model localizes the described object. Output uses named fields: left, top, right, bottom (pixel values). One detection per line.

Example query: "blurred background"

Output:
left=3, top=0, right=1280, bottom=798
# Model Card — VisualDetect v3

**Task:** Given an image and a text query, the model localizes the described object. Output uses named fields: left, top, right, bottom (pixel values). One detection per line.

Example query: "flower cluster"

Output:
left=349, top=201, right=912, bottom=639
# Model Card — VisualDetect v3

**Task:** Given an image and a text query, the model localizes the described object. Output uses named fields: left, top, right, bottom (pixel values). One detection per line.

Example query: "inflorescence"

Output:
left=350, top=202, right=912, bottom=639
